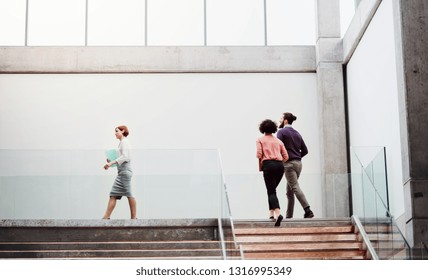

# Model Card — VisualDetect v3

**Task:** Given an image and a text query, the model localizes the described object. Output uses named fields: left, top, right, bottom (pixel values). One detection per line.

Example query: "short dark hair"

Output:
left=116, top=125, right=129, bottom=137
left=259, top=119, right=278, bottom=134
left=283, top=112, right=297, bottom=125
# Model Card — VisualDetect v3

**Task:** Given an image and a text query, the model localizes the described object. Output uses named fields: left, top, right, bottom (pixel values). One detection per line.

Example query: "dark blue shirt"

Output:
left=277, top=125, right=308, bottom=161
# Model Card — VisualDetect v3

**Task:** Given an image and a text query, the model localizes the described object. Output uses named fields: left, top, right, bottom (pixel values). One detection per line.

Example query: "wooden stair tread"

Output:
left=236, top=234, right=358, bottom=243
left=241, top=242, right=362, bottom=251
left=234, top=226, right=354, bottom=235
left=244, top=250, right=366, bottom=260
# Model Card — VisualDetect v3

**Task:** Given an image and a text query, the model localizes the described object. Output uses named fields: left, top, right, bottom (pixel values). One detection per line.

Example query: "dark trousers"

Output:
left=262, top=160, right=285, bottom=210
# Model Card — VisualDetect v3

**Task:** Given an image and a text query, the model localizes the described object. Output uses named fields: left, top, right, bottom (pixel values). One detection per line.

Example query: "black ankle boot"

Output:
left=304, top=207, right=314, bottom=218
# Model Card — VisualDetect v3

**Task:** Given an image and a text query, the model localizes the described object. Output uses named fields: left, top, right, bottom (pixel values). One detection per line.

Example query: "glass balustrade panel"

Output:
left=0, top=149, right=222, bottom=219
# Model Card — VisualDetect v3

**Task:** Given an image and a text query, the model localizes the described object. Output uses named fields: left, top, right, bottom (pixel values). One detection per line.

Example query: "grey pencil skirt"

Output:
left=109, top=161, right=133, bottom=199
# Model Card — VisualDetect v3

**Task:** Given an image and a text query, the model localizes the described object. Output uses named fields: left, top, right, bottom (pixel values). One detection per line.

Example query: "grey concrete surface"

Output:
left=0, top=46, right=316, bottom=73
left=342, top=0, right=382, bottom=63
left=394, top=0, right=428, bottom=253
left=0, top=218, right=218, bottom=228
left=316, top=0, right=349, bottom=217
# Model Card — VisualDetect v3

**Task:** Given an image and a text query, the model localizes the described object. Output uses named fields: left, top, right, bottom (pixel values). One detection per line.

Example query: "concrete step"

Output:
left=0, top=240, right=223, bottom=251
left=0, top=248, right=223, bottom=259
left=0, top=219, right=232, bottom=259
left=0, top=219, right=217, bottom=242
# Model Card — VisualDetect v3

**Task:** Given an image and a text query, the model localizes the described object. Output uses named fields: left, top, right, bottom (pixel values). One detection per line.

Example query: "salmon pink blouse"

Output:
left=256, top=134, right=289, bottom=163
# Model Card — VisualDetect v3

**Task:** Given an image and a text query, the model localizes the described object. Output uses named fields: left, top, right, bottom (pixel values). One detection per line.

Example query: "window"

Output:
left=207, top=0, right=264, bottom=46
left=0, top=0, right=26, bottom=46
left=28, top=0, right=85, bottom=46
left=88, top=0, right=145, bottom=46
left=266, top=0, right=316, bottom=45
left=0, top=0, right=322, bottom=46
left=148, top=0, right=204, bottom=46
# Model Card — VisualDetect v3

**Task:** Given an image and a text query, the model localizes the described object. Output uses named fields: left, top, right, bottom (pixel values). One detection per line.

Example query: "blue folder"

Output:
left=105, top=149, right=118, bottom=167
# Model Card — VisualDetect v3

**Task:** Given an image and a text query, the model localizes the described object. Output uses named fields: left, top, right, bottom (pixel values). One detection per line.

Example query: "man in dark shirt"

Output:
left=277, top=112, right=314, bottom=219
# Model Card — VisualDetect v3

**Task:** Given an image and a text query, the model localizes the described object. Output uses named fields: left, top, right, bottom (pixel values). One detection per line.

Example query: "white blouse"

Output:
left=115, top=137, right=131, bottom=165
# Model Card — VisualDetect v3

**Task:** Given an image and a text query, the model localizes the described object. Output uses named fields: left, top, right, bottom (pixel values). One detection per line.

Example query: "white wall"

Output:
left=346, top=0, right=404, bottom=217
left=0, top=73, right=321, bottom=219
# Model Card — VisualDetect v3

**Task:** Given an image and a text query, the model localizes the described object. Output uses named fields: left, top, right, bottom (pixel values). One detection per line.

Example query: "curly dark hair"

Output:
left=259, top=119, right=278, bottom=134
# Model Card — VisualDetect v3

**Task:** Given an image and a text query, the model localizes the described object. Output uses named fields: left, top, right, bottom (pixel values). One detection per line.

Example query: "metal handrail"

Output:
left=217, top=216, right=227, bottom=259
left=217, top=149, right=243, bottom=260
left=352, top=215, right=379, bottom=260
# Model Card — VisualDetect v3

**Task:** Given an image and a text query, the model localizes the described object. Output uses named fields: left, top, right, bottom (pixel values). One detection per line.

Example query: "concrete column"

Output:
left=393, top=0, right=428, bottom=258
left=316, top=0, right=349, bottom=217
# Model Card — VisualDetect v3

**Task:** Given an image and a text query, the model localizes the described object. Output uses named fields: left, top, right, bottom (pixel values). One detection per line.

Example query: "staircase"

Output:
left=1, top=218, right=383, bottom=260
left=234, top=218, right=370, bottom=260
left=0, top=219, right=225, bottom=259
left=363, top=221, right=408, bottom=259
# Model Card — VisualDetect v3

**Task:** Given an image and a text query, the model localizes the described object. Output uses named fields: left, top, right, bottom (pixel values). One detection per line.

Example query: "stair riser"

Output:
left=243, top=251, right=367, bottom=260
left=0, top=242, right=223, bottom=251
left=241, top=242, right=363, bottom=251
left=0, top=227, right=216, bottom=242
left=0, top=250, right=223, bottom=259
left=235, top=226, right=354, bottom=235
left=236, top=235, right=358, bottom=243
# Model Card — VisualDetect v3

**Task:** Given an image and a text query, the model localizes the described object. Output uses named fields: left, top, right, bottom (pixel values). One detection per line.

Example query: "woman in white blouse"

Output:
left=102, top=125, right=137, bottom=219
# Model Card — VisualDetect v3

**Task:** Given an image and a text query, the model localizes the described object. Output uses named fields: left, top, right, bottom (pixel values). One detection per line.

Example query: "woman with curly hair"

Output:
left=256, top=119, right=289, bottom=227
